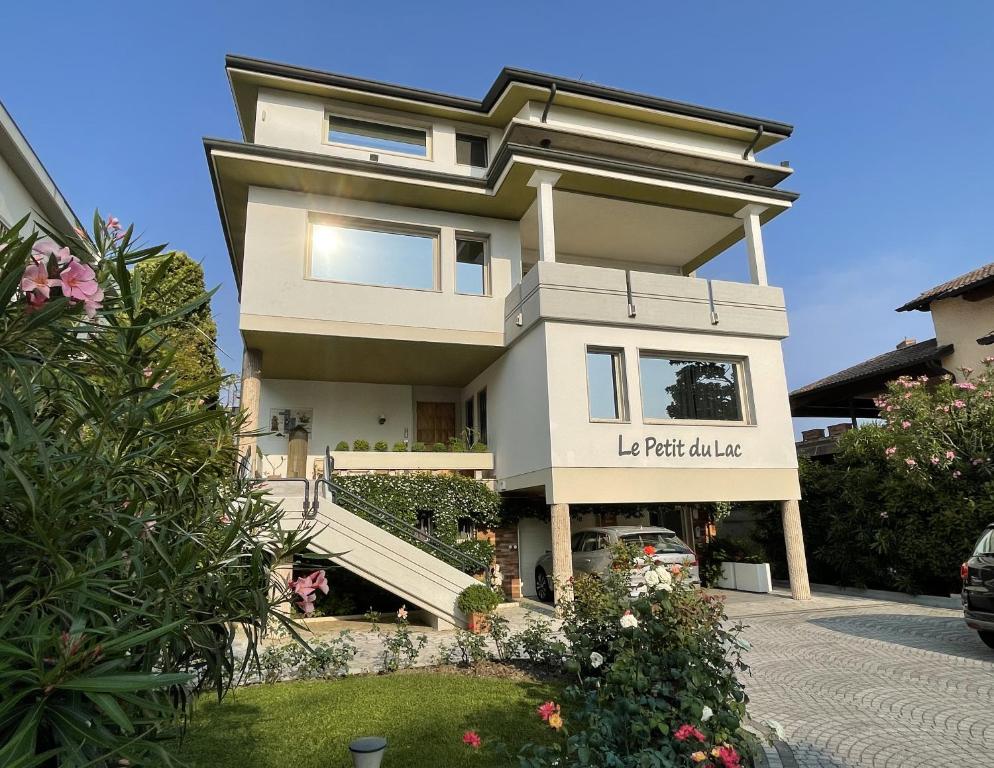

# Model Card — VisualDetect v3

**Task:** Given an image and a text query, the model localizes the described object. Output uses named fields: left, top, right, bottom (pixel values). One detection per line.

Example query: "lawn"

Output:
left=174, top=670, right=560, bottom=768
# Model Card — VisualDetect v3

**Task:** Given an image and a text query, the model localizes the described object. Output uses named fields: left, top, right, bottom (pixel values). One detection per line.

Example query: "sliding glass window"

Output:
left=310, top=221, right=437, bottom=290
left=328, top=115, right=428, bottom=157
left=586, top=348, right=628, bottom=422
left=639, top=354, right=744, bottom=422
left=455, top=236, right=489, bottom=295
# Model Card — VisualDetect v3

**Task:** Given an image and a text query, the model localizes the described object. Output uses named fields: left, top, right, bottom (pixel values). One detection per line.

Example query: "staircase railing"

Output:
left=314, top=446, right=490, bottom=580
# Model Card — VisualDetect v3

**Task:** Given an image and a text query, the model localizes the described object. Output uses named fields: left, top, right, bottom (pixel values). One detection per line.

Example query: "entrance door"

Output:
left=287, top=426, right=309, bottom=478
left=416, top=401, right=456, bottom=446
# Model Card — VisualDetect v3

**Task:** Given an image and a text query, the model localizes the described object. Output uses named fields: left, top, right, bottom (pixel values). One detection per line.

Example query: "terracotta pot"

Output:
left=468, top=611, right=489, bottom=634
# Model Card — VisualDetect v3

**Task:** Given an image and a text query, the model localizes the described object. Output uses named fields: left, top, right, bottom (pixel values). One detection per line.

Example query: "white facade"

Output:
left=209, top=58, right=810, bottom=600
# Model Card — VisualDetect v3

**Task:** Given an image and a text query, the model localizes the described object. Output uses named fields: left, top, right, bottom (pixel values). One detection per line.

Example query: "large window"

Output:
left=477, top=388, right=488, bottom=445
left=328, top=115, right=428, bottom=157
left=309, top=221, right=437, bottom=290
left=639, top=354, right=744, bottom=422
left=586, top=348, right=627, bottom=421
left=455, top=133, right=488, bottom=167
left=455, top=236, right=489, bottom=295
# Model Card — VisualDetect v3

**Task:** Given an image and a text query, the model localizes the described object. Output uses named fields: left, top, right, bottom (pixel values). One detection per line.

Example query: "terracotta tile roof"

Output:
left=897, top=262, right=994, bottom=312
left=790, top=338, right=952, bottom=397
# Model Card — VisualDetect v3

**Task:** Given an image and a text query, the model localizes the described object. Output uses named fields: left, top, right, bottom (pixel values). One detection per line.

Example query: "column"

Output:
left=734, top=204, right=768, bottom=286
left=238, top=347, right=263, bottom=475
left=781, top=499, right=811, bottom=600
left=273, top=559, right=295, bottom=616
left=526, top=170, right=561, bottom=263
left=549, top=502, right=573, bottom=608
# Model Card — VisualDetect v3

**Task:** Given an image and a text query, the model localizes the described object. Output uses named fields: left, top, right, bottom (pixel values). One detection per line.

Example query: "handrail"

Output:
left=247, top=476, right=311, bottom=514
left=316, top=445, right=490, bottom=579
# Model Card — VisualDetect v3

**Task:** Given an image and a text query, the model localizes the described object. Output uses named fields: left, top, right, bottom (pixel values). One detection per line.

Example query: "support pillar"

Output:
left=781, top=499, right=811, bottom=600
left=238, top=347, right=262, bottom=475
left=273, top=560, right=295, bottom=616
left=549, top=502, right=573, bottom=608
left=734, top=204, right=768, bottom=286
left=527, top=170, right=561, bottom=263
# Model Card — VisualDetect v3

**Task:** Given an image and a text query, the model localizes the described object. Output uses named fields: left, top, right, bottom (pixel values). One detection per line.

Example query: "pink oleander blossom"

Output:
left=901, top=420, right=911, bottom=429
left=20, top=262, right=61, bottom=305
left=885, top=446, right=897, bottom=457
left=945, top=451, right=956, bottom=460
left=953, top=470, right=962, bottom=478
left=59, top=259, right=101, bottom=302
left=905, top=458, right=917, bottom=467
left=954, top=381, right=977, bottom=390
left=953, top=400, right=966, bottom=409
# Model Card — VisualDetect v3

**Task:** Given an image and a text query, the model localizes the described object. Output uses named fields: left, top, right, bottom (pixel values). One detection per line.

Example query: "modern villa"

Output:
left=206, top=56, right=811, bottom=627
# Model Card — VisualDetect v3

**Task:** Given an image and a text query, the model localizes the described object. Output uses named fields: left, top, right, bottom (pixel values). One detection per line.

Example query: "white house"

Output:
left=0, top=100, right=78, bottom=235
left=207, top=56, right=811, bottom=625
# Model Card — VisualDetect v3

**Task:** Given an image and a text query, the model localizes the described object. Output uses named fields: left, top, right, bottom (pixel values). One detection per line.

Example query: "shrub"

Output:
left=471, top=441, right=489, bottom=452
left=393, top=441, right=408, bottom=452
left=260, top=632, right=357, bottom=683
left=379, top=607, right=428, bottom=672
left=457, top=583, right=503, bottom=614
left=411, top=441, right=427, bottom=452
left=432, top=441, right=448, bottom=452
left=334, top=440, right=350, bottom=451
left=353, top=438, right=370, bottom=451
left=0, top=216, right=314, bottom=764
left=374, top=440, right=389, bottom=452
left=495, top=552, right=757, bottom=766
left=448, top=436, right=468, bottom=452
left=455, top=538, right=495, bottom=570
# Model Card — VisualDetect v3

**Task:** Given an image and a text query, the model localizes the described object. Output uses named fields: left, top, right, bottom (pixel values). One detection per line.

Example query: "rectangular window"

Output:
left=328, top=115, right=428, bottom=157
left=455, top=133, right=488, bottom=167
left=639, top=354, right=744, bottom=422
left=455, top=236, right=489, bottom=295
left=310, top=221, right=437, bottom=290
left=586, top=348, right=627, bottom=421
left=457, top=518, right=476, bottom=542
left=477, top=388, right=488, bottom=445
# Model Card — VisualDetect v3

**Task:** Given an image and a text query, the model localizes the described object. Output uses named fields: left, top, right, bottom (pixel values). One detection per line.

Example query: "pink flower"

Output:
left=931, top=456, right=940, bottom=465
left=397, top=605, right=408, bottom=620
left=885, top=447, right=897, bottom=457
left=945, top=451, right=956, bottom=460
left=462, top=731, right=481, bottom=749
left=901, top=421, right=911, bottom=429
left=20, top=262, right=60, bottom=302
left=972, top=458, right=984, bottom=466
left=715, top=744, right=742, bottom=768
left=106, top=215, right=121, bottom=232
left=537, top=701, right=560, bottom=722
left=674, top=724, right=706, bottom=742
left=953, top=400, right=966, bottom=409
left=905, top=458, right=917, bottom=467
left=59, top=259, right=101, bottom=303
left=288, top=570, right=329, bottom=615
left=955, top=382, right=977, bottom=390
left=953, top=470, right=962, bottom=479
left=670, top=564, right=683, bottom=575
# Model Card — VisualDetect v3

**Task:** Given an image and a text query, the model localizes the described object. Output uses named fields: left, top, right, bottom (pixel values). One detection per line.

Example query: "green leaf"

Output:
left=57, top=672, right=192, bottom=693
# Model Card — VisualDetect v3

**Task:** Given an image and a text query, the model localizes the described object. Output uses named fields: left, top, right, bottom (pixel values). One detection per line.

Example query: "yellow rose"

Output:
left=548, top=712, right=563, bottom=731
left=711, top=747, right=722, bottom=757
left=691, top=751, right=707, bottom=763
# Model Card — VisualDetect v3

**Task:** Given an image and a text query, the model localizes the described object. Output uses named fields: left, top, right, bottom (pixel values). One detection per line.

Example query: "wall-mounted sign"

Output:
left=269, top=408, right=313, bottom=436
left=617, top=434, right=742, bottom=459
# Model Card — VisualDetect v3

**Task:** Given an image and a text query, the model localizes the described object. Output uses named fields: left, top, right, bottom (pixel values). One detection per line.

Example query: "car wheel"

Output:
left=979, top=630, right=994, bottom=649
left=535, top=568, right=553, bottom=603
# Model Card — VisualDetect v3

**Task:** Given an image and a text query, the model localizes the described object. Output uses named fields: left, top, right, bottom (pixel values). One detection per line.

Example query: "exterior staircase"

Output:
left=261, top=477, right=482, bottom=630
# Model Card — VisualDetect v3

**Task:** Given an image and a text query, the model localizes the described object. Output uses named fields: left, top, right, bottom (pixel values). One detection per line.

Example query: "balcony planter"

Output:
left=716, top=561, right=737, bottom=590
left=730, top=561, right=772, bottom=593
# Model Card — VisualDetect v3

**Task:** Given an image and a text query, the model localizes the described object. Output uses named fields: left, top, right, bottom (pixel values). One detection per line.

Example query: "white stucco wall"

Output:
left=0, top=152, right=43, bottom=229
left=931, top=294, right=994, bottom=375
left=240, top=187, right=520, bottom=343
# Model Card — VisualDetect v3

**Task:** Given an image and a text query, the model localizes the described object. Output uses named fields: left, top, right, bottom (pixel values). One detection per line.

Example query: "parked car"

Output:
left=962, top=523, right=994, bottom=650
left=534, top=526, right=699, bottom=602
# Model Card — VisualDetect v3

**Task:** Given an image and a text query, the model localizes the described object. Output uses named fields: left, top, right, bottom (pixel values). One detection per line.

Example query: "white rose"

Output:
left=654, top=566, right=672, bottom=584
left=619, top=611, right=639, bottom=629
left=644, top=570, right=661, bottom=586
left=657, top=582, right=673, bottom=592
left=701, top=705, right=713, bottom=722
left=589, top=651, right=604, bottom=668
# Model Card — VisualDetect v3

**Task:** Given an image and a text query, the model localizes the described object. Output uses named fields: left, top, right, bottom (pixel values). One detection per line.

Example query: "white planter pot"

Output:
left=716, top=561, right=737, bottom=590
left=731, top=562, right=772, bottom=593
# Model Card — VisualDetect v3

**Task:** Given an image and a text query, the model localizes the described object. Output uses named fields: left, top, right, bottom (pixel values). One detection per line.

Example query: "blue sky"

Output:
left=3, top=1, right=992, bottom=429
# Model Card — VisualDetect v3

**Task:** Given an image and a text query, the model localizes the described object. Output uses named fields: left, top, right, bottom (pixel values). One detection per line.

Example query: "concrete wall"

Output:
left=240, top=187, right=520, bottom=343
left=932, top=294, right=994, bottom=375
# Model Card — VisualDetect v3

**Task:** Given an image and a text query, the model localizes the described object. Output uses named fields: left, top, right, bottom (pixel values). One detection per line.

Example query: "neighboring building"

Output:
left=0, top=100, right=78, bottom=234
left=791, top=262, right=994, bottom=455
left=207, top=56, right=810, bottom=624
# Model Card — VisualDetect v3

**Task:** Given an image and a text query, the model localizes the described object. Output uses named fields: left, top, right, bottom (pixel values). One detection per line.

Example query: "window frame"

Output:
left=455, top=133, right=489, bottom=168
left=306, top=215, right=441, bottom=293
left=325, top=112, right=432, bottom=159
left=585, top=346, right=629, bottom=424
left=637, top=350, right=750, bottom=426
left=454, top=233, right=491, bottom=297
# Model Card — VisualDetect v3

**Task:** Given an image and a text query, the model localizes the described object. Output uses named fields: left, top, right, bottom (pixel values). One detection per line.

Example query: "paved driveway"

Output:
left=723, top=589, right=994, bottom=768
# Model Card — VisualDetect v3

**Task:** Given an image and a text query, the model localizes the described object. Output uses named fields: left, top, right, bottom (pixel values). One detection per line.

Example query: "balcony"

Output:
left=505, top=261, right=788, bottom=344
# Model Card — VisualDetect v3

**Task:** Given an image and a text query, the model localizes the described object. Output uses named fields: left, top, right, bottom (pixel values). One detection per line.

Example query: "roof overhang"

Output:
left=225, top=55, right=793, bottom=152
left=206, top=138, right=796, bottom=290
left=0, top=101, right=79, bottom=234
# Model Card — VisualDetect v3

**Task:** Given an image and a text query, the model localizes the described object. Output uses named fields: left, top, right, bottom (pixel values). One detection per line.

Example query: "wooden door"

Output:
left=287, top=426, right=309, bottom=478
left=416, top=401, right=456, bottom=446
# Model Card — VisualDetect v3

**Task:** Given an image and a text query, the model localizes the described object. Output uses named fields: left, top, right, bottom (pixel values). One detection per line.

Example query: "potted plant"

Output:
left=457, top=583, right=502, bottom=633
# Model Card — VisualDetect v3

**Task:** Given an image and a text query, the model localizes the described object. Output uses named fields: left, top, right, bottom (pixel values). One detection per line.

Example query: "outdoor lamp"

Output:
left=349, top=736, right=387, bottom=768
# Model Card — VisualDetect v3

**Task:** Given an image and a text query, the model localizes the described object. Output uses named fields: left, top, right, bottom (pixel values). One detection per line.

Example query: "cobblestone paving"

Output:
left=732, top=595, right=994, bottom=768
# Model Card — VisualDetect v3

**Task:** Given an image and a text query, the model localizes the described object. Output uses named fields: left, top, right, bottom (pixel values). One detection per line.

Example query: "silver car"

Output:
left=534, top=526, right=699, bottom=602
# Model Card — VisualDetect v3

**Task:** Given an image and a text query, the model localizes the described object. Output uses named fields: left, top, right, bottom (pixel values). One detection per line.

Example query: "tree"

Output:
left=0, top=215, right=314, bottom=766
left=665, top=361, right=740, bottom=420
left=135, top=251, right=222, bottom=396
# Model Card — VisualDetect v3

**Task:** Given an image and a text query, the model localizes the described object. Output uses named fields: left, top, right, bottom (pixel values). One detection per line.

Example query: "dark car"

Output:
left=962, top=523, right=994, bottom=649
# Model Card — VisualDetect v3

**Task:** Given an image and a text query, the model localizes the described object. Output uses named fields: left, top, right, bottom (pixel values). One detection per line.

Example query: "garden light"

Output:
left=349, top=736, right=387, bottom=768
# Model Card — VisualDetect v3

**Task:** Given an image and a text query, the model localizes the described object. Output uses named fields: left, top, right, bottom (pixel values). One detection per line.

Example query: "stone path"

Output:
left=725, top=589, right=994, bottom=768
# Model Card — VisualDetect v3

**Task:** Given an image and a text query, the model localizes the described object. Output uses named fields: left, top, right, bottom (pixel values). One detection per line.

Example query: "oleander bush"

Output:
left=0, top=216, right=314, bottom=766
left=760, top=367, right=994, bottom=595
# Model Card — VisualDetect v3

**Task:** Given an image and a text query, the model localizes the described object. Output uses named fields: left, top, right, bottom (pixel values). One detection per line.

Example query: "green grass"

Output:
left=174, top=671, right=559, bottom=768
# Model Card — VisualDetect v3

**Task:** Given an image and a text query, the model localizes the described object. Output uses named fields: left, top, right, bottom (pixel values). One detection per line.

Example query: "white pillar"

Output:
left=549, top=502, right=574, bottom=608
left=781, top=499, right=811, bottom=600
left=527, top=170, right=561, bottom=263
left=734, top=204, right=768, bottom=286
left=239, top=347, right=263, bottom=474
